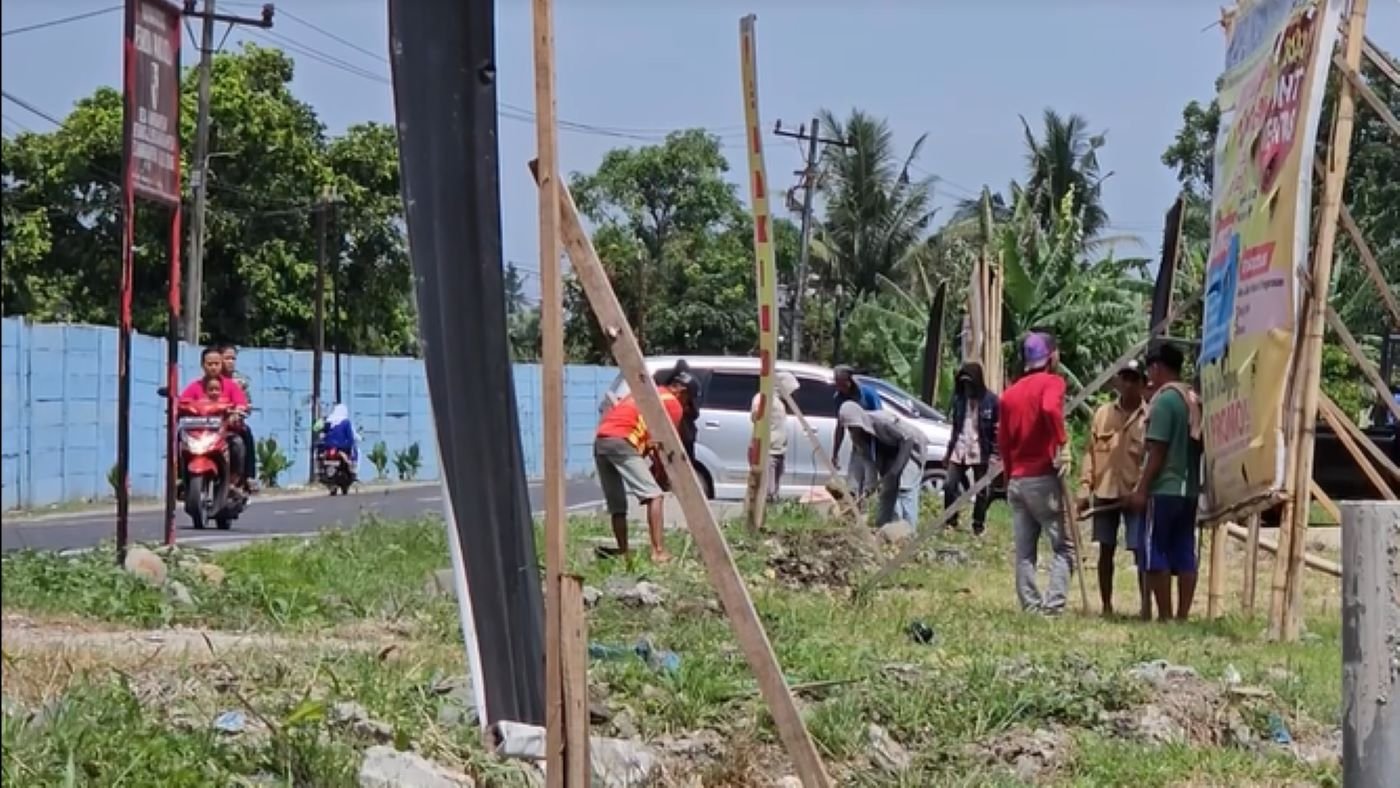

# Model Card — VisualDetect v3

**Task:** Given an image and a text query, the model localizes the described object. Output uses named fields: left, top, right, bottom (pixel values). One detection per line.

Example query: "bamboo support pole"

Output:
left=1363, top=37, right=1400, bottom=86
left=1319, top=392, right=1400, bottom=484
left=1273, top=0, right=1370, bottom=643
left=1318, top=397, right=1396, bottom=500
left=1312, top=159, right=1400, bottom=330
left=1241, top=513, right=1262, bottom=617
left=1324, top=306, right=1400, bottom=427
left=1334, top=52, right=1400, bottom=139
left=1225, top=521, right=1340, bottom=578
left=1207, top=522, right=1227, bottom=619
left=1310, top=479, right=1343, bottom=524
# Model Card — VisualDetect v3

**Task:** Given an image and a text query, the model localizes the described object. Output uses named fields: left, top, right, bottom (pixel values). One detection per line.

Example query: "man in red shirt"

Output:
left=997, top=332, right=1073, bottom=614
left=594, top=372, right=693, bottom=562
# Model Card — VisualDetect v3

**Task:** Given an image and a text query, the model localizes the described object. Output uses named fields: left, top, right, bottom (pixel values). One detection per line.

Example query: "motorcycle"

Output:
left=176, top=399, right=249, bottom=530
left=316, top=444, right=356, bottom=495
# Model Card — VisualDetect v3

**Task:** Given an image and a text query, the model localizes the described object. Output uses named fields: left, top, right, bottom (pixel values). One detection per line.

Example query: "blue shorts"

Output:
left=1144, top=494, right=1197, bottom=574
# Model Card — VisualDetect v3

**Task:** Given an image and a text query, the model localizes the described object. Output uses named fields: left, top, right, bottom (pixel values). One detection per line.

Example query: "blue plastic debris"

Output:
left=1267, top=712, right=1292, bottom=745
left=213, top=710, right=247, bottom=734
left=588, top=639, right=681, bottom=674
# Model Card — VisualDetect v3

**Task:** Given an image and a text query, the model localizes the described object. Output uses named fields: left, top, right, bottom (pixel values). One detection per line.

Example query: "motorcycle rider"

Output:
left=181, top=346, right=250, bottom=492
left=317, top=403, right=361, bottom=477
left=220, top=343, right=258, bottom=490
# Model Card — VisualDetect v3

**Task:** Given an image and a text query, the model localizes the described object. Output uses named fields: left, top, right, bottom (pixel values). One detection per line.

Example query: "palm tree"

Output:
left=1020, top=108, right=1112, bottom=238
left=815, top=109, right=939, bottom=299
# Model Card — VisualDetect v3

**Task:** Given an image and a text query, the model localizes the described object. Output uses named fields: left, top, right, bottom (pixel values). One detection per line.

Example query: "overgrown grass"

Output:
left=2, top=502, right=1345, bottom=785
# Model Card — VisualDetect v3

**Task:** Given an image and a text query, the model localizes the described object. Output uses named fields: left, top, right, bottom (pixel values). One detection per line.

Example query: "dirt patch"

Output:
left=966, top=726, right=1072, bottom=782
left=763, top=527, right=877, bottom=590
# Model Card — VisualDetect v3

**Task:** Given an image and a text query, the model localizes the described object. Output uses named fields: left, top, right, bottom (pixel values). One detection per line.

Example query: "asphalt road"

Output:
left=0, top=479, right=604, bottom=553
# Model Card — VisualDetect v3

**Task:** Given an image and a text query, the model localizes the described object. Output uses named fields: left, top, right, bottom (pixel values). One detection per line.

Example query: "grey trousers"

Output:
left=1007, top=475, right=1074, bottom=612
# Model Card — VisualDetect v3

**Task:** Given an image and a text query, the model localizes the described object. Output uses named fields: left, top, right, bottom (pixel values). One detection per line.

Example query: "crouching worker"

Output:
left=594, top=371, right=695, bottom=562
left=838, top=401, right=925, bottom=526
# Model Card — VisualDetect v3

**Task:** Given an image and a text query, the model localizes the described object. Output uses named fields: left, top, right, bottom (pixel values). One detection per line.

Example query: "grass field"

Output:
left=0, top=503, right=1345, bottom=786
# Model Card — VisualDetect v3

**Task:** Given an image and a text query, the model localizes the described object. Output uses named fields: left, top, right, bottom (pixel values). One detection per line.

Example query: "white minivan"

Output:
left=600, top=356, right=952, bottom=500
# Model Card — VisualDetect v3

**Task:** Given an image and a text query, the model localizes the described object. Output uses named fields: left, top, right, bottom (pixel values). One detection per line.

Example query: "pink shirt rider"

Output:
left=180, top=376, right=249, bottom=407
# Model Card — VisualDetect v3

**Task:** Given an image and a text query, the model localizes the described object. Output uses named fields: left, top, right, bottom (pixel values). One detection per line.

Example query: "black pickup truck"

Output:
left=1311, top=332, right=1400, bottom=501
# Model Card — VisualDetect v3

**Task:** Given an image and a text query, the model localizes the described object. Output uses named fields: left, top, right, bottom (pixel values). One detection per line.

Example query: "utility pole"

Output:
left=181, top=0, right=274, bottom=343
left=329, top=198, right=343, bottom=403
left=774, top=119, right=851, bottom=361
left=309, top=187, right=332, bottom=484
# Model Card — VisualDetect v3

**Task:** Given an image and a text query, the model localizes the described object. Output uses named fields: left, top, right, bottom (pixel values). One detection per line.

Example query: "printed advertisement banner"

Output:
left=1200, top=0, right=1341, bottom=510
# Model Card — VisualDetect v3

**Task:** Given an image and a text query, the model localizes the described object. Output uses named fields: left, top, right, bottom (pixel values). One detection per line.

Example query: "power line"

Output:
left=1, top=5, right=123, bottom=38
left=277, top=7, right=386, bottom=65
left=1, top=90, right=66, bottom=127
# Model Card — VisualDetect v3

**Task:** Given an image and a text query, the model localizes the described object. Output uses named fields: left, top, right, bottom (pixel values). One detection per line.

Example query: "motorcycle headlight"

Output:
left=184, top=433, right=219, bottom=454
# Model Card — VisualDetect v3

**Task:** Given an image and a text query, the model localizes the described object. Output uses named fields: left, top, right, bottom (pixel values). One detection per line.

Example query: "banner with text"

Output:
left=1200, top=0, right=1340, bottom=511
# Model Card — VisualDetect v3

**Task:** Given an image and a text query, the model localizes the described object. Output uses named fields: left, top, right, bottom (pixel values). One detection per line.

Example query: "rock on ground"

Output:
left=591, top=737, right=661, bottom=788
left=603, top=577, right=666, bottom=607
left=167, top=580, right=195, bottom=608
left=195, top=563, right=226, bottom=587
left=426, top=568, right=457, bottom=599
left=358, top=746, right=475, bottom=788
left=123, top=547, right=167, bottom=586
left=877, top=520, right=916, bottom=546
left=867, top=723, right=912, bottom=773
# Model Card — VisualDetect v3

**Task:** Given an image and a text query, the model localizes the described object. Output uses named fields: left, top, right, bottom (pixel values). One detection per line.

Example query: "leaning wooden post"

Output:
left=1241, top=512, right=1262, bottom=617
left=533, top=164, right=832, bottom=787
left=738, top=15, right=779, bottom=535
left=1276, top=0, right=1370, bottom=643
left=531, top=0, right=570, bottom=779
left=1340, top=501, right=1400, bottom=788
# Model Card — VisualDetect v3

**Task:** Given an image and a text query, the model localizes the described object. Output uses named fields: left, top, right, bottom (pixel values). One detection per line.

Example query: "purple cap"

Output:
left=1023, top=332, right=1053, bottom=370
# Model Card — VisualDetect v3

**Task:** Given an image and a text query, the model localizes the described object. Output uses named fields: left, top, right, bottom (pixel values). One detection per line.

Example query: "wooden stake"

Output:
left=1241, top=512, right=1261, bottom=617
left=1275, top=0, right=1370, bottom=643
left=1318, top=397, right=1396, bottom=500
left=1334, top=52, right=1400, bottom=139
left=1060, top=476, right=1091, bottom=614
left=780, top=390, right=863, bottom=527
left=560, top=575, right=589, bottom=786
left=530, top=0, right=567, bottom=779
left=1206, top=523, right=1226, bottom=619
left=1225, top=521, right=1341, bottom=578
left=1319, top=391, right=1400, bottom=484
left=1325, top=306, right=1400, bottom=426
left=862, top=290, right=1204, bottom=593
left=1310, top=479, right=1343, bottom=524
left=535, top=164, right=832, bottom=787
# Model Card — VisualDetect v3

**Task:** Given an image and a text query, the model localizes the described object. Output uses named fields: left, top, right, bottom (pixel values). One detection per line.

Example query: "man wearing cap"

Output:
left=1077, top=360, right=1149, bottom=618
left=594, top=371, right=695, bottom=562
left=997, top=332, right=1073, bottom=614
left=831, top=365, right=882, bottom=499
left=837, top=401, right=924, bottom=527
left=1128, top=344, right=1203, bottom=621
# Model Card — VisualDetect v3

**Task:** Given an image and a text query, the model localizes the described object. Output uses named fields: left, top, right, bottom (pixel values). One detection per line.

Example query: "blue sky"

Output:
left=4, top=0, right=1398, bottom=295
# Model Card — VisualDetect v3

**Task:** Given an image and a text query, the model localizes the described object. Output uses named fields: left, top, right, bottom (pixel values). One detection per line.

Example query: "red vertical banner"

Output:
left=120, top=0, right=183, bottom=559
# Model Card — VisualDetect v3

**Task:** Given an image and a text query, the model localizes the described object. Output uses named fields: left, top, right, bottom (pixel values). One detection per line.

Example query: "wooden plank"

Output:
left=1276, top=0, right=1370, bottom=643
left=1207, top=523, right=1227, bottom=619
left=1241, top=513, right=1261, bottom=617
left=560, top=575, right=589, bottom=786
left=1225, top=521, right=1341, bottom=578
left=1324, top=306, right=1400, bottom=427
left=1335, top=52, right=1400, bottom=139
left=780, top=389, right=863, bottom=527
left=1319, top=391, right=1400, bottom=484
left=862, top=289, right=1205, bottom=593
left=1310, top=479, right=1343, bottom=524
left=1363, top=37, right=1400, bottom=87
left=536, top=164, right=832, bottom=787
left=530, top=0, right=567, bottom=780
left=1318, top=396, right=1396, bottom=501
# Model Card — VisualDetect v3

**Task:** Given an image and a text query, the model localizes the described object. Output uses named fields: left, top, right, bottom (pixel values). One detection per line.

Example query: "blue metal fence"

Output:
left=0, top=317, right=617, bottom=510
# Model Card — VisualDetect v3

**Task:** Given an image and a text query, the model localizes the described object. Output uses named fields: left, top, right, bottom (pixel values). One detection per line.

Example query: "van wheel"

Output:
left=696, top=467, right=715, bottom=500
left=922, top=467, right=946, bottom=495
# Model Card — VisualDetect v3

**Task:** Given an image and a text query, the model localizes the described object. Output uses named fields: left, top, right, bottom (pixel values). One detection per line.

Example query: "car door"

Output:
left=697, top=370, right=760, bottom=496
left=785, top=374, right=847, bottom=487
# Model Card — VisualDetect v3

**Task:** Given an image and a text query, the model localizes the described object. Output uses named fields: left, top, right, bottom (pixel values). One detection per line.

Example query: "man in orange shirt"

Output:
left=594, top=371, right=694, bottom=562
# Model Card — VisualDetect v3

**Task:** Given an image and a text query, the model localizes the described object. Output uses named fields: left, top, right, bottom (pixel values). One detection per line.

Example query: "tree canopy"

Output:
left=1, top=45, right=413, bottom=354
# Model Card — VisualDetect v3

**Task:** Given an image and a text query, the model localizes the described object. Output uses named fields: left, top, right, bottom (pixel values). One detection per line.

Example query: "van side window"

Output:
left=791, top=377, right=839, bottom=418
left=704, top=371, right=759, bottom=412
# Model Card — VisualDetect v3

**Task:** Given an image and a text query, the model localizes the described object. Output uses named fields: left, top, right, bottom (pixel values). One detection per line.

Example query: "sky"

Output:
left=4, top=0, right=1399, bottom=298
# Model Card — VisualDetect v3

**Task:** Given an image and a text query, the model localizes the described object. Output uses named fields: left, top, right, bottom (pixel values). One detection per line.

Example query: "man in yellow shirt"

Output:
left=1077, top=361, right=1148, bottom=618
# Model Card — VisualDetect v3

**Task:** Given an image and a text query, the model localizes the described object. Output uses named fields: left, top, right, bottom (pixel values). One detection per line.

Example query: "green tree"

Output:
left=815, top=109, right=938, bottom=299
left=564, top=130, right=798, bottom=362
left=1, top=45, right=413, bottom=355
left=1020, top=109, right=1112, bottom=238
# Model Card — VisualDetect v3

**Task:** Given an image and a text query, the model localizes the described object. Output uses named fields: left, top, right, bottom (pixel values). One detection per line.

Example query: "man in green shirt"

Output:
left=1128, top=343, right=1202, bottom=622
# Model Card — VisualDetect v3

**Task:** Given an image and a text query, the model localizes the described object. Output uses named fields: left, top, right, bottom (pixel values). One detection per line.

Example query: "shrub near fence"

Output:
left=0, top=318, right=617, bottom=510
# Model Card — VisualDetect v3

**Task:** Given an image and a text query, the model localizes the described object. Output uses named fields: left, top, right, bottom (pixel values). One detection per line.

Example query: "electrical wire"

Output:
left=1, top=5, right=123, bottom=38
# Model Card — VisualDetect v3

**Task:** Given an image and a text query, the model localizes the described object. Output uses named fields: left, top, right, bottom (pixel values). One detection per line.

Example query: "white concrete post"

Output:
left=1341, top=501, right=1400, bottom=787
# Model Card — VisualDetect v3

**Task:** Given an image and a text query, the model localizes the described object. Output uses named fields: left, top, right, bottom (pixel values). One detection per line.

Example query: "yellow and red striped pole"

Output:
left=739, top=14, right=778, bottom=533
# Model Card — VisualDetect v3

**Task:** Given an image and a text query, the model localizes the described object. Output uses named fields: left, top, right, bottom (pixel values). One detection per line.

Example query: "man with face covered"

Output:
left=831, top=365, right=882, bottom=499
left=838, top=401, right=924, bottom=527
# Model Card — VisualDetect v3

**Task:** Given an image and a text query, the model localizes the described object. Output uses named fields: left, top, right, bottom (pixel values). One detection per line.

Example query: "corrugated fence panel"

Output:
left=0, top=317, right=615, bottom=508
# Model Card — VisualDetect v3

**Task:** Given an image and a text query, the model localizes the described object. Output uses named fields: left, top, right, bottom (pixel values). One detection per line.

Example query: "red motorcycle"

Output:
left=176, top=399, right=249, bottom=530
